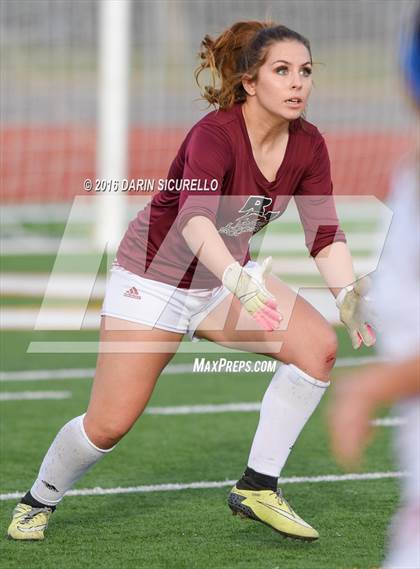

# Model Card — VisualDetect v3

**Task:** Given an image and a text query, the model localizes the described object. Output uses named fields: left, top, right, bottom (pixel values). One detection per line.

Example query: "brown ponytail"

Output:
left=195, top=20, right=312, bottom=110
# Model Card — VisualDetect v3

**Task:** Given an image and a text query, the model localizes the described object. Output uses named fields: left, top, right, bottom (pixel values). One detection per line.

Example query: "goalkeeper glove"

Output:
left=336, top=277, right=376, bottom=349
left=222, top=257, right=281, bottom=331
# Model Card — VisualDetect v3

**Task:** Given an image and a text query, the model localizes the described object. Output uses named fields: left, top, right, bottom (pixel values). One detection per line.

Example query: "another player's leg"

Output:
left=196, top=274, right=337, bottom=540
left=7, top=316, right=183, bottom=540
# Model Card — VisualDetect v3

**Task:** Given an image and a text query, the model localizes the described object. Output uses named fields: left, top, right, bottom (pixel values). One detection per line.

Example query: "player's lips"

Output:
left=284, top=97, right=303, bottom=108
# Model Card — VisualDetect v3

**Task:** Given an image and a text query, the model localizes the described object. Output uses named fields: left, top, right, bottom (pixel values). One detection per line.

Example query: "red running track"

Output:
left=1, top=127, right=413, bottom=202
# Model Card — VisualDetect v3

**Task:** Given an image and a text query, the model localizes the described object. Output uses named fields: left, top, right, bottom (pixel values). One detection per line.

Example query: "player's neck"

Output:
left=241, top=100, right=289, bottom=150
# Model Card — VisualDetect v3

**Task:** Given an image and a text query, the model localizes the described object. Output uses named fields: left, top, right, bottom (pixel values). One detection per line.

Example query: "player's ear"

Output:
left=242, top=74, right=256, bottom=96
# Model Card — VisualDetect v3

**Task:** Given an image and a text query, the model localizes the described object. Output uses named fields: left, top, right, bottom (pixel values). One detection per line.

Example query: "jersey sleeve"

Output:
left=176, top=123, right=232, bottom=233
left=294, top=133, right=346, bottom=257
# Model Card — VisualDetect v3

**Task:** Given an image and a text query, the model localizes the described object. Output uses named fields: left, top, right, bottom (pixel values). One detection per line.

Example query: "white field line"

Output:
left=2, top=233, right=380, bottom=256
left=146, top=402, right=261, bottom=415
left=0, top=238, right=89, bottom=255
left=0, top=356, right=385, bottom=382
left=1, top=259, right=375, bottom=297
left=0, top=471, right=405, bottom=502
left=371, top=417, right=406, bottom=427
left=1, top=290, right=341, bottom=328
left=0, top=389, right=405, bottom=427
left=0, top=368, right=96, bottom=381
left=1, top=198, right=383, bottom=224
left=0, top=291, right=369, bottom=329
left=1, top=273, right=106, bottom=299
left=252, top=233, right=379, bottom=252
left=0, top=391, right=71, bottom=401
left=0, top=389, right=404, bottom=427
left=144, top=404, right=405, bottom=427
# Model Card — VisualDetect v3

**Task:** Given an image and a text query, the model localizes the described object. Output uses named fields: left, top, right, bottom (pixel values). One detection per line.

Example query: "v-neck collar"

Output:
left=235, top=103, right=294, bottom=189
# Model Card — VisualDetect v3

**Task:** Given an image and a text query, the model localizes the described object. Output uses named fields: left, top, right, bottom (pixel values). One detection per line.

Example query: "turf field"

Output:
left=0, top=326, right=398, bottom=569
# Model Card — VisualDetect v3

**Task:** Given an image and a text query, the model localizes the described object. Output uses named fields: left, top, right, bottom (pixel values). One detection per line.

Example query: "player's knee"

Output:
left=310, top=325, right=338, bottom=377
left=285, top=325, right=338, bottom=380
left=84, top=418, right=131, bottom=450
left=322, top=326, right=338, bottom=371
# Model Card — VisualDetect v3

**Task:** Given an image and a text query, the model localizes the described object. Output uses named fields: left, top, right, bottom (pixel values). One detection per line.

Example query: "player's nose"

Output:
left=289, top=71, right=303, bottom=89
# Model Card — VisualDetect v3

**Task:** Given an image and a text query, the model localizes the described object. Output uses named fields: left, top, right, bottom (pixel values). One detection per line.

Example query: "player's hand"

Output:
left=222, top=257, right=282, bottom=331
left=336, top=276, right=376, bottom=349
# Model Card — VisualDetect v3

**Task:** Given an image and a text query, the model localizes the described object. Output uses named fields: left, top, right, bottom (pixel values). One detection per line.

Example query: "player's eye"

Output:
left=300, top=67, right=312, bottom=77
left=275, top=65, right=288, bottom=76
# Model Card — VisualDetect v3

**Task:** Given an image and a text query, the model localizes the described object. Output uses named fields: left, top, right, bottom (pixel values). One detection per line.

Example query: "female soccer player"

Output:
left=8, top=21, right=375, bottom=542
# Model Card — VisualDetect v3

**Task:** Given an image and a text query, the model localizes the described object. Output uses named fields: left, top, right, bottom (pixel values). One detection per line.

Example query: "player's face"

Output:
left=245, top=40, right=313, bottom=120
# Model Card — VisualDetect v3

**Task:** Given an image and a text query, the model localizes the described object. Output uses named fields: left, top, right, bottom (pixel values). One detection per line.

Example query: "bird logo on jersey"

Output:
left=219, top=196, right=283, bottom=237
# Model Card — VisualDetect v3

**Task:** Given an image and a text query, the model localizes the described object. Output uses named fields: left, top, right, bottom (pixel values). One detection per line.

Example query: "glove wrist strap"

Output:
left=336, top=284, right=354, bottom=308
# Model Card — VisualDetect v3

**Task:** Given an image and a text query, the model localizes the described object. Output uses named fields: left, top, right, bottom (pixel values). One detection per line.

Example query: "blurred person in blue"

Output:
left=329, top=10, right=420, bottom=569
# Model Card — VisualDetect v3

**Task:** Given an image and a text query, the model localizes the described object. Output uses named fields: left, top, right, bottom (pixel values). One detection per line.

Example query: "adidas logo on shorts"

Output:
left=123, top=286, right=141, bottom=300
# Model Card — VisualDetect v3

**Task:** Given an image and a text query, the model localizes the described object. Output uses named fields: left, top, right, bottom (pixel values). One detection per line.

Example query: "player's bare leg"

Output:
left=196, top=273, right=337, bottom=379
left=196, top=275, right=336, bottom=540
left=84, top=316, right=183, bottom=449
left=7, top=316, right=183, bottom=540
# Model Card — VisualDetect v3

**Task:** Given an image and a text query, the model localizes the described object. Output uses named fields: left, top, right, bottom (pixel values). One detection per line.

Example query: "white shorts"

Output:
left=101, top=262, right=236, bottom=340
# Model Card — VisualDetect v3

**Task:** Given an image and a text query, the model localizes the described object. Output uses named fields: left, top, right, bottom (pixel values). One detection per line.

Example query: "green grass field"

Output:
left=0, top=327, right=398, bottom=569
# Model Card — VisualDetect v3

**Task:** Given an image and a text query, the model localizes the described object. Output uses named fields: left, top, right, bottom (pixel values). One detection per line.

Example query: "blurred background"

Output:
left=1, top=7, right=418, bottom=567
left=0, top=0, right=418, bottom=329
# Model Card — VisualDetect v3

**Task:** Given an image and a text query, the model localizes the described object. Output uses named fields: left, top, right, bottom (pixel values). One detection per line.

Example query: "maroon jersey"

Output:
left=117, top=103, right=346, bottom=288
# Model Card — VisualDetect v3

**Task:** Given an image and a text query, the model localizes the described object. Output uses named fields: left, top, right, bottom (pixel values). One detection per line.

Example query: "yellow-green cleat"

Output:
left=7, top=503, right=53, bottom=541
left=228, top=486, right=319, bottom=541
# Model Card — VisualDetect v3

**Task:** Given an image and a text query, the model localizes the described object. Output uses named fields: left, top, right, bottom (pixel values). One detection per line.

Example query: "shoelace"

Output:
left=270, top=489, right=294, bottom=512
left=20, top=506, right=51, bottom=522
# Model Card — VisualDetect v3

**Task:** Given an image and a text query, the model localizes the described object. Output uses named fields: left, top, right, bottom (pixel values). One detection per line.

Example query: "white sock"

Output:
left=30, top=414, right=114, bottom=506
left=247, top=364, right=329, bottom=477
